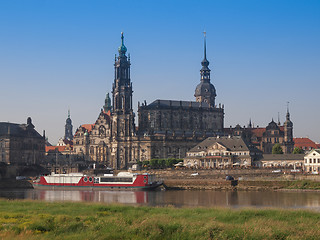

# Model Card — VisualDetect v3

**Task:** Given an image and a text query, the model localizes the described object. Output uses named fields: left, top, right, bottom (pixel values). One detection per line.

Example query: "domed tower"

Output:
left=283, top=103, right=294, bottom=153
left=64, top=109, right=73, bottom=140
left=194, top=32, right=217, bottom=106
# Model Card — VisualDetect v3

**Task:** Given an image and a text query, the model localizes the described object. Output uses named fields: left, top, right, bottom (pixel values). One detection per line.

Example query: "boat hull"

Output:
left=33, top=182, right=163, bottom=190
left=32, top=173, right=162, bottom=191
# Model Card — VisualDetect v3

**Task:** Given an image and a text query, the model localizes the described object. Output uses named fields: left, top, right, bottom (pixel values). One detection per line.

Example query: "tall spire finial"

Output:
left=286, top=101, right=290, bottom=120
left=118, top=32, right=127, bottom=55
left=277, top=112, right=280, bottom=125
left=68, top=108, right=70, bottom=118
left=203, top=31, right=207, bottom=60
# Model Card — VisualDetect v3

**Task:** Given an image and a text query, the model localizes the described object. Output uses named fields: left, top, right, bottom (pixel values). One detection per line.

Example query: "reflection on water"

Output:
left=1, top=189, right=320, bottom=210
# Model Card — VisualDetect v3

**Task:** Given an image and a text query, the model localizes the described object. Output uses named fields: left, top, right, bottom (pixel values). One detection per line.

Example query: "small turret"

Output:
left=103, top=92, right=112, bottom=112
left=27, top=117, right=34, bottom=129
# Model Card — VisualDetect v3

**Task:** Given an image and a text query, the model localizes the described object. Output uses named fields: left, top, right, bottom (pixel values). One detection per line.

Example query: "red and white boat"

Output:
left=33, top=172, right=162, bottom=190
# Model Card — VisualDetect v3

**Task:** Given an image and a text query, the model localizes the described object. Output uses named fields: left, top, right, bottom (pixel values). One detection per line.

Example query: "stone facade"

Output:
left=138, top=100, right=224, bottom=135
left=73, top=33, right=224, bottom=169
left=0, top=118, right=45, bottom=165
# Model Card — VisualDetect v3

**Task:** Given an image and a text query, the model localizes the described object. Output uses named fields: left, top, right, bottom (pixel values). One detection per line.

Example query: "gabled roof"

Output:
left=74, top=124, right=95, bottom=136
left=188, top=136, right=251, bottom=153
left=95, top=110, right=111, bottom=125
left=304, top=149, right=320, bottom=158
left=81, top=124, right=95, bottom=133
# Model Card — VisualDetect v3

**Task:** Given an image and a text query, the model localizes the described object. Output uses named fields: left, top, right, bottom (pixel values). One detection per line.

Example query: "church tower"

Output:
left=283, top=104, right=294, bottom=153
left=64, top=110, right=73, bottom=140
left=112, top=32, right=133, bottom=115
left=194, top=32, right=217, bottom=107
left=111, top=33, right=135, bottom=169
left=103, top=92, right=112, bottom=113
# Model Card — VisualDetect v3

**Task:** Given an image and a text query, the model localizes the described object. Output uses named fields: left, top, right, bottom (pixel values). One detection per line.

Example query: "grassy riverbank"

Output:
left=163, top=179, right=320, bottom=191
left=1, top=200, right=320, bottom=239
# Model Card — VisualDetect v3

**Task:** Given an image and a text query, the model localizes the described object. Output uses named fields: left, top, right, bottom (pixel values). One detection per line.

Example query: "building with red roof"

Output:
left=224, top=113, right=294, bottom=154
left=294, top=137, right=319, bottom=152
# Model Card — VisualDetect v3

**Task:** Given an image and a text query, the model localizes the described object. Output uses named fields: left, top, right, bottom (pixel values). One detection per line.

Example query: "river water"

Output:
left=1, top=189, right=320, bottom=211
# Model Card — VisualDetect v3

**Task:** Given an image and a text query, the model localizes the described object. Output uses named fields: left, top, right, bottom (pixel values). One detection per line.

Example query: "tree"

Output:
left=272, top=143, right=283, bottom=154
left=149, top=159, right=159, bottom=169
left=293, top=147, right=304, bottom=154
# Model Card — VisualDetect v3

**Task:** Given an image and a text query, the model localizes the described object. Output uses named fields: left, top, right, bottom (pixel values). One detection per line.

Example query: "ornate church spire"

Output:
left=112, top=32, right=132, bottom=113
left=284, top=101, right=294, bottom=153
left=194, top=32, right=217, bottom=106
left=64, top=109, right=73, bottom=140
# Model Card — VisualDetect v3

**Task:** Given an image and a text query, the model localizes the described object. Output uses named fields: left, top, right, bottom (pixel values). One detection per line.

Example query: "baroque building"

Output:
left=138, top=33, right=224, bottom=136
left=184, top=136, right=262, bottom=168
left=225, top=107, right=294, bottom=154
left=73, top=33, right=225, bottom=169
left=0, top=117, right=45, bottom=165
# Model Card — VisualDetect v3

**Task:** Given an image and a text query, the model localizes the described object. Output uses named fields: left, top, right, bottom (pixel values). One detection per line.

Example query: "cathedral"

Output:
left=73, top=33, right=225, bottom=169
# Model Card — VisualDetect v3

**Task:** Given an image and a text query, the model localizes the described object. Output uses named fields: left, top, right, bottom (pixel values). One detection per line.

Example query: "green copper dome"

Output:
left=118, top=32, right=127, bottom=55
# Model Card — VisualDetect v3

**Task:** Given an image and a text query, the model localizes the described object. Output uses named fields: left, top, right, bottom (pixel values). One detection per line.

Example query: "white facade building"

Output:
left=304, top=149, right=320, bottom=173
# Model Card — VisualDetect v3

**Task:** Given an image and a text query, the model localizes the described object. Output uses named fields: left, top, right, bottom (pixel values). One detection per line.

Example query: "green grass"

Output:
left=285, top=180, right=320, bottom=190
left=0, top=200, right=320, bottom=239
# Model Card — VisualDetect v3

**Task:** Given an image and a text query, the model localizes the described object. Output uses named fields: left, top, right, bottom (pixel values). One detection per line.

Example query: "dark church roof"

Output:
left=0, top=122, right=42, bottom=138
left=141, top=99, right=214, bottom=110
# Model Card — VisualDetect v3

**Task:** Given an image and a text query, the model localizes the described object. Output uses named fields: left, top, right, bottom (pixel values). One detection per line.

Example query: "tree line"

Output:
left=137, top=158, right=183, bottom=169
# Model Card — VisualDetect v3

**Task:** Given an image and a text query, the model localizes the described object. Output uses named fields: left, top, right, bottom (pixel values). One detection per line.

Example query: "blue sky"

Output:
left=0, top=0, right=319, bottom=144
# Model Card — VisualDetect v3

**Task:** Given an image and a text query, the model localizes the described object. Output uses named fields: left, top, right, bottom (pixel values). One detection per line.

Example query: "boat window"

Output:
left=89, top=177, right=93, bottom=182
left=100, top=177, right=133, bottom=182
left=84, top=177, right=88, bottom=182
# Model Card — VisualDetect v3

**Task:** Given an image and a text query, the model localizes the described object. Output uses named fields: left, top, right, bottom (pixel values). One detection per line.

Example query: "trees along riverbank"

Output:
left=0, top=200, right=320, bottom=239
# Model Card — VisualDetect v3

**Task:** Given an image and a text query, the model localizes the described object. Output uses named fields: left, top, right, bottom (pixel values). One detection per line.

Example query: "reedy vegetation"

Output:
left=0, top=200, right=320, bottom=239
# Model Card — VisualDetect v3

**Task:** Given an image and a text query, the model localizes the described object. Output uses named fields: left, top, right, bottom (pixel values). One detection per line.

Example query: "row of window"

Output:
left=305, top=158, right=320, bottom=164
left=265, top=138, right=279, bottom=143
left=307, top=167, right=320, bottom=172
left=190, top=151, right=248, bottom=157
